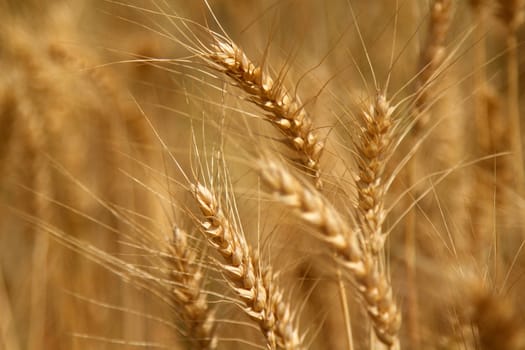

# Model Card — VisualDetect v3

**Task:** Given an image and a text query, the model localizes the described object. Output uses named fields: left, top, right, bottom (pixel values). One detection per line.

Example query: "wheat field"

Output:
left=1, top=1, right=525, bottom=349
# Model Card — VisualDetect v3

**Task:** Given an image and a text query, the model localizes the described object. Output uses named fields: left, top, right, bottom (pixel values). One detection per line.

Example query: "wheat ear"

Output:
left=191, top=182, right=303, bottom=350
left=469, top=0, right=491, bottom=154
left=495, top=0, right=525, bottom=194
left=205, top=38, right=324, bottom=187
left=406, top=3, right=452, bottom=343
left=166, top=227, right=217, bottom=349
left=414, top=0, right=452, bottom=129
left=470, top=290, right=525, bottom=350
left=260, top=160, right=401, bottom=347
left=355, top=93, right=397, bottom=254
left=35, top=212, right=216, bottom=350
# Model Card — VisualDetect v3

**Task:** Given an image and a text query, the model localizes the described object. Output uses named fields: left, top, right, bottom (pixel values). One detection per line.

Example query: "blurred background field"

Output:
left=1, top=1, right=525, bottom=349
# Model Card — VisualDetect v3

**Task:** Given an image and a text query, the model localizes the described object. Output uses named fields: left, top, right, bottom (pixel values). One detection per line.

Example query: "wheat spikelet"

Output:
left=165, top=226, right=217, bottom=349
left=191, top=182, right=303, bottom=350
left=259, top=160, right=401, bottom=347
left=205, top=38, right=324, bottom=187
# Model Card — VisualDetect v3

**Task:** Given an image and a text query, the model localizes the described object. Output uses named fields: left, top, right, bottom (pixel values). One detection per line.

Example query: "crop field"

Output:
left=1, top=1, right=525, bottom=349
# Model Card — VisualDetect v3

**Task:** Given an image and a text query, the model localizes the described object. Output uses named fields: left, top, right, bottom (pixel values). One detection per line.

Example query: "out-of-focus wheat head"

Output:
left=1, top=1, right=525, bottom=350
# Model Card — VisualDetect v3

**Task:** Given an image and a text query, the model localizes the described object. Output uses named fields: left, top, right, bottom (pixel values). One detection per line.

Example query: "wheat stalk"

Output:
left=191, top=182, right=303, bottom=350
left=405, top=2, right=452, bottom=345
left=414, top=0, right=452, bottom=129
left=259, top=160, right=401, bottom=347
left=470, top=289, right=525, bottom=350
left=205, top=38, right=324, bottom=187
left=495, top=0, right=525, bottom=194
left=165, top=226, right=217, bottom=349
left=355, top=93, right=397, bottom=254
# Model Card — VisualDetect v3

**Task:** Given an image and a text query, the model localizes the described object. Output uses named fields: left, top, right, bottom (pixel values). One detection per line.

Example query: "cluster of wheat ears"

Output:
left=2, top=0, right=525, bottom=349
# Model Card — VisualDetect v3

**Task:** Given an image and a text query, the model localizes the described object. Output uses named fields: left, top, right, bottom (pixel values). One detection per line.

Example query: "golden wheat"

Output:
left=205, top=37, right=324, bottom=187
left=259, top=158, right=400, bottom=347
left=2, top=1, right=525, bottom=350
